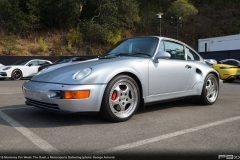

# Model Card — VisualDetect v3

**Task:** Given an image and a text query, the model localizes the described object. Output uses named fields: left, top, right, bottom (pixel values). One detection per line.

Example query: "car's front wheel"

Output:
left=100, top=75, right=140, bottom=122
left=11, top=69, right=22, bottom=80
left=199, top=73, right=219, bottom=105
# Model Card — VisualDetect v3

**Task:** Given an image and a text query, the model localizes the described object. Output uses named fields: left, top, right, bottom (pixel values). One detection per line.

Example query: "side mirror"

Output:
left=204, top=59, right=217, bottom=65
left=153, top=51, right=171, bottom=63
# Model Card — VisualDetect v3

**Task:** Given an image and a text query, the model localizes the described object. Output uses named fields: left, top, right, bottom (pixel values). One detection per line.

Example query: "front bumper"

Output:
left=0, top=72, right=7, bottom=77
left=22, top=80, right=107, bottom=113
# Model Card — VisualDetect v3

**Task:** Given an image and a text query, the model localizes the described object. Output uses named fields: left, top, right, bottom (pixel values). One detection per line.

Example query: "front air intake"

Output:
left=26, top=98, right=60, bottom=110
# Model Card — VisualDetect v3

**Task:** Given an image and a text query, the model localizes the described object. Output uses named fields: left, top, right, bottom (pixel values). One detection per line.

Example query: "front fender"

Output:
left=80, top=59, right=149, bottom=97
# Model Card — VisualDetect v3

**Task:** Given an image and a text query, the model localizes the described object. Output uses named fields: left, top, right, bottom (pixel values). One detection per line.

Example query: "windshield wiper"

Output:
left=115, top=53, right=131, bottom=56
left=98, top=55, right=117, bottom=59
left=131, top=53, right=151, bottom=57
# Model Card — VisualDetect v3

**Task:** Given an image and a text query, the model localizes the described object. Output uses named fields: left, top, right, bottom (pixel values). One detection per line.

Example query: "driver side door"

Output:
left=149, top=40, right=192, bottom=95
left=24, top=60, right=39, bottom=77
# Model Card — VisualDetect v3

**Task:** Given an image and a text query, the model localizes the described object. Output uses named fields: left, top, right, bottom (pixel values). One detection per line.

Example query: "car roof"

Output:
left=126, top=36, right=198, bottom=53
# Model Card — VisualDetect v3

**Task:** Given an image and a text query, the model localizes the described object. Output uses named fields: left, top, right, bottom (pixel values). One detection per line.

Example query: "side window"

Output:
left=186, top=48, right=200, bottom=61
left=164, top=41, right=185, bottom=60
left=28, top=60, right=39, bottom=66
left=39, top=61, right=50, bottom=66
left=228, top=60, right=237, bottom=66
left=71, top=58, right=77, bottom=62
left=229, top=61, right=234, bottom=65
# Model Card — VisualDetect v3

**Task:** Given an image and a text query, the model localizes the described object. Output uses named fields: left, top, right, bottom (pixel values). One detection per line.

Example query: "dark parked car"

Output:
left=219, top=59, right=240, bottom=67
left=38, top=57, right=90, bottom=72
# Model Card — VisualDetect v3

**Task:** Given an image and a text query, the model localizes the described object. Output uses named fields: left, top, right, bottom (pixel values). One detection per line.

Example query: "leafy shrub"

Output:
left=38, top=37, right=47, bottom=52
left=0, top=36, right=23, bottom=55
left=82, top=22, right=109, bottom=44
left=107, top=30, right=122, bottom=45
left=67, top=27, right=83, bottom=50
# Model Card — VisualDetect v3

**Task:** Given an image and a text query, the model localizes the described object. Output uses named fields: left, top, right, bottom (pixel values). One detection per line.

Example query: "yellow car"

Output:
left=205, top=59, right=240, bottom=81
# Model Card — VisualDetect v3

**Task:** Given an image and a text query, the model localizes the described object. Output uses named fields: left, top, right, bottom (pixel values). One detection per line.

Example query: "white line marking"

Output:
left=0, top=106, right=33, bottom=111
left=0, top=92, right=22, bottom=94
left=0, top=110, right=60, bottom=154
left=96, top=116, right=240, bottom=154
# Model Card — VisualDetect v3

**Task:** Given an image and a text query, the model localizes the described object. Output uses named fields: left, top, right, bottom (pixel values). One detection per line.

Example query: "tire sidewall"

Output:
left=201, top=73, right=219, bottom=105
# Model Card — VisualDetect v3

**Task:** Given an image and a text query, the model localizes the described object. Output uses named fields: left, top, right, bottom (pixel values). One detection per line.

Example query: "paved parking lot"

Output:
left=0, top=79, right=240, bottom=159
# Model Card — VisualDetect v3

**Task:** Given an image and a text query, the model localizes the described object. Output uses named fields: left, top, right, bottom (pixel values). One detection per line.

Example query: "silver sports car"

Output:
left=22, top=36, right=223, bottom=122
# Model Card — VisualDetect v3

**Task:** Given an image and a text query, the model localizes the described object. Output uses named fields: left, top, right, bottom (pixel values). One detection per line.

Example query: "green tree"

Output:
left=39, top=0, right=85, bottom=29
left=96, top=0, right=140, bottom=30
left=81, top=0, right=139, bottom=44
left=168, top=0, right=198, bottom=21
left=0, top=0, right=40, bottom=36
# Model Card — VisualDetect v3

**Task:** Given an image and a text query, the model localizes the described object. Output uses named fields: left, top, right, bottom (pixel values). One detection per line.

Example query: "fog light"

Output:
left=63, top=90, right=90, bottom=99
left=48, top=91, right=60, bottom=98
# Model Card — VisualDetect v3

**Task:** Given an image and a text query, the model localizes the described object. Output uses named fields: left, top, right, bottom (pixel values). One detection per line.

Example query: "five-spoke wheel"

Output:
left=100, top=75, right=140, bottom=122
left=199, top=73, right=219, bottom=105
left=11, top=69, right=22, bottom=80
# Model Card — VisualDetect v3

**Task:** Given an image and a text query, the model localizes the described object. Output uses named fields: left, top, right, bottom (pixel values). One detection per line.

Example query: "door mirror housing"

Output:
left=153, top=51, right=171, bottom=63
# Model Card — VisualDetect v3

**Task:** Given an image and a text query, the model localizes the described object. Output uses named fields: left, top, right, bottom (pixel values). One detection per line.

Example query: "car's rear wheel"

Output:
left=198, top=73, right=219, bottom=105
left=100, top=75, right=140, bottom=122
left=11, top=69, right=22, bottom=80
left=0, top=78, right=5, bottom=80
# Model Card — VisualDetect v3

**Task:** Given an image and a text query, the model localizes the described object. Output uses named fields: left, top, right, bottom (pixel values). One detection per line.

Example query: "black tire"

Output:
left=198, top=73, right=219, bottom=105
left=11, top=69, right=22, bottom=80
left=0, top=78, right=5, bottom=80
left=100, top=75, right=140, bottom=122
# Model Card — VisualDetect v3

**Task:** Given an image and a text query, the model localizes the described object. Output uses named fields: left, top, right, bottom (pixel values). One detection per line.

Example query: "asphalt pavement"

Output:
left=0, top=79, right=240, bottom=160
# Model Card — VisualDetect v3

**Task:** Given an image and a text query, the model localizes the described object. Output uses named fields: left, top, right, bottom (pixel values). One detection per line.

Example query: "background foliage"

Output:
left=0, top=0, right=240, bottom=56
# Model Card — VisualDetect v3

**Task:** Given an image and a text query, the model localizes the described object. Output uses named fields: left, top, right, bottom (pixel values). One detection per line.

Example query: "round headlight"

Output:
left=73, top=68, right=91, bottom=80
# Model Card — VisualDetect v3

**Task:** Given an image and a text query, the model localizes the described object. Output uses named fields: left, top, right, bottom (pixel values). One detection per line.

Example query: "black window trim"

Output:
left=185, top=46, right=200, bottom=61
left=162, top=40, right=186, bottom=61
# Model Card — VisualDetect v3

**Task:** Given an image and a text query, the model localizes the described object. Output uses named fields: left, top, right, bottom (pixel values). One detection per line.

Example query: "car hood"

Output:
left=31, top=57, right=144, bottom=84
left=39, top=62, right=79, bottom=72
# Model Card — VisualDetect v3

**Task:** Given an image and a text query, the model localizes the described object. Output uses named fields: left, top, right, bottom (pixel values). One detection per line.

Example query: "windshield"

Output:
left=54, top=58, right=72, bottom=64
left=102, top=37, right=159, bottom=58
left=13, top=60, right=29, bottom=65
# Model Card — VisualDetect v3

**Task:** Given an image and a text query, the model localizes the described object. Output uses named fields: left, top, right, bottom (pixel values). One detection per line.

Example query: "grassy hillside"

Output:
left=0, top=0, right=240, bottom=56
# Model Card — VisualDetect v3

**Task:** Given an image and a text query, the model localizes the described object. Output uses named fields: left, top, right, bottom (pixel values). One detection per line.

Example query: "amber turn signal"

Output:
left=63, top=90, right=90, bottom=99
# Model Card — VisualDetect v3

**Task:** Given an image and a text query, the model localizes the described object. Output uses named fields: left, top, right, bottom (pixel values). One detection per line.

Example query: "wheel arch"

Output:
left=110, top=72, right=143, bottom=100
left=99, top=71, right=144, bottom=122
left=101, top=71, right=145, bottom=110
left=209, top=71, right=220, bottom=85
left=12, top=68, right=23, bottom=76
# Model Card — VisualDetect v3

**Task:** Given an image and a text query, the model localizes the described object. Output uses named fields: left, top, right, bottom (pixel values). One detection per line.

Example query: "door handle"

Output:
left=185, top=65, right=191, bottom=69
